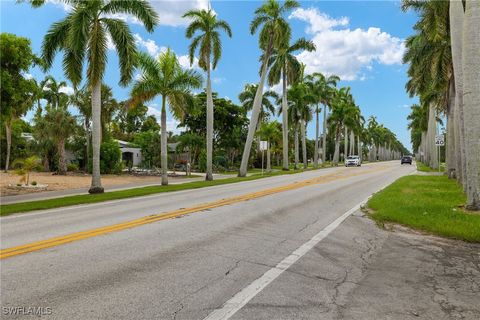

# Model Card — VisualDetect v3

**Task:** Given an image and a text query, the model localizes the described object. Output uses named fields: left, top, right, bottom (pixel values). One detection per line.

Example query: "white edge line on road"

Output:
left=203, top=180, right=395, bottom=320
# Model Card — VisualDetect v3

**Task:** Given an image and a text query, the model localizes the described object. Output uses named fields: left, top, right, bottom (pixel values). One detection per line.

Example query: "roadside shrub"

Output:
left=100, top=140, right=122, bottom=174
left=214, top=155, right=227, bottom=168
left=31, top=181, right=37, bottom=186
left=198, top=150, right=207, bottom=172
left=67, top=163, right=79, bottom=172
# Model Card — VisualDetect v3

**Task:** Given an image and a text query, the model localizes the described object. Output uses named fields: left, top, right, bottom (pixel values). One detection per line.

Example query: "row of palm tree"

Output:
left=28, top=0, right=407, bottom=194
left=239, top=68, right=405, bottom=172
left=403, top=0, right=479, bottom=210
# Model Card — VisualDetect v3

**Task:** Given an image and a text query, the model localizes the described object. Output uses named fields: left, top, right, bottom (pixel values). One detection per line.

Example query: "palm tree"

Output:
left=449, top=0, right=466, bottom=184
left=70, top=86, right=91, bottom=170
left=98, top=84, right=119, bottom=138
left=305, top=73, right=340, bottom=167
left=267, top=37, right=315, bottom=170
left=177, top=132, right=204, bottom=171
left=258, top=121, right=281, bottom=172
left=287, top=82, right=314, bottom=169
left=36, top=0, right=158, bottom=193
left=239, top=84, right=278, bottom=124
left=402, top=0, right=451, bottom=172
left=183, top=8, right=232, bottom=181
left=462, top=1, right=480, bottom=210
left=239, top=0, right=299, bottom=177
left=407, top=104, right=428, bottom=160
left=40, top=75, right=68, bottom=109
left=130, top=49, right=202, bottom=185
left=44, top=100, right=77, bottom=174
left=328, top=87, right=355, bottom=166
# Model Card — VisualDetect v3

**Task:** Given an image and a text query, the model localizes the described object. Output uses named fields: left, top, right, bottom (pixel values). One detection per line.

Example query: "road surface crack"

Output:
left=172, top=302, right=184, bottom=320
left=225, top=260, right=241, bottom=276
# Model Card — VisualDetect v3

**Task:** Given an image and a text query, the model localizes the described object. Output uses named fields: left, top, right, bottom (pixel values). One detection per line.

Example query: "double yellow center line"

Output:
left=0, top=166, right=387, bottom=260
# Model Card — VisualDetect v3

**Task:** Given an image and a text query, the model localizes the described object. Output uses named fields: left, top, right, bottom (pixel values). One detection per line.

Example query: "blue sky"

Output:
left=1, top=0, right=419, bottom=150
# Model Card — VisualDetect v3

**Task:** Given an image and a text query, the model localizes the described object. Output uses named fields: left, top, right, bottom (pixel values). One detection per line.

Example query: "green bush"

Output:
left=214, top=155, right=227, bottom=168
left=100, top=140, right=122, bottom=174
left=198, top=150, right=207, bottom=172
left=67, top=163, right=79, bottom=172
left=31, top=181, right=37, bottom=186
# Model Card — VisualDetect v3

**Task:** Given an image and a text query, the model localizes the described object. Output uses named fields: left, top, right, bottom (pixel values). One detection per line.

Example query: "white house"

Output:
left=117, top=140, right=143, bottom=167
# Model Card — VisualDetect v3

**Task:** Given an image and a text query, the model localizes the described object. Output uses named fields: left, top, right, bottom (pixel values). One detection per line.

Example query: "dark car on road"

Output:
left=401, top=156, right=412, bottom=165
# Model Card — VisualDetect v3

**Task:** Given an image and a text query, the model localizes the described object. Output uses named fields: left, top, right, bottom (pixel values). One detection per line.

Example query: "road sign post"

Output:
left=435, top=135, right=444, bottom=172
left=260, top=141, right=268, bottom=175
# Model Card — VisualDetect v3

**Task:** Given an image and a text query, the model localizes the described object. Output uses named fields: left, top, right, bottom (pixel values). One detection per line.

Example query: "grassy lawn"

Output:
left=0, top=167, right=317, bottom=216
left=416, top=161, right=446, bottom=172
left=367, top=175, right=480, bottom=242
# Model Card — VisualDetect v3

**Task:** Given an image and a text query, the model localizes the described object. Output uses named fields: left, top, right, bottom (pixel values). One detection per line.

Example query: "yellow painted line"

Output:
left=0, top=166, right=389, bottom=260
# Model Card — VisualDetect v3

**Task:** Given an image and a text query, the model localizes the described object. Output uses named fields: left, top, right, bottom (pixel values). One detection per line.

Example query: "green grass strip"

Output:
left=416, top=161, right=445, bottom=172
left=367, top=175, right=480, bottom=242
left=0, top=168, right=316, bottom=216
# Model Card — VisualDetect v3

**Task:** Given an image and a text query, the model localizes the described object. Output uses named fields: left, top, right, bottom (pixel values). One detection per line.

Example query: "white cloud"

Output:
left=146, top=105, right=184, bottom=134
left=134, top=33, right=165, bottom=57
left=268, top=83, right=283, bottom=95
left=106, top=34, right=116, bottom=51
left=45, top=0, right=209, bottom=27
left=290, top=8, right=405, bottom=81
left=146, top=105, right=162, bottom=119
left=290, top=8, right=349, bottom=34
left=59, top=86, right=74, bottom=96
left=134, top=34, right=199, bottom=70
left=149, top=0, right=210, bottom=27
left=23, top=73, right=34, bottom=80
left=166, top=119, right=184, bottom=134
left=177, top=54, right=200, bottom=70
left=213, top=77, right=225, bottom=84
left=45, top=0, right=72, bottom=11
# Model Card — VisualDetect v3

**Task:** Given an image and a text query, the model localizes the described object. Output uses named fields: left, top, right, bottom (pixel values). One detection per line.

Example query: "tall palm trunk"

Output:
left=427, top=104, right=438, bottom=169
left=333, top=128, right=340, bottom=166
left=84, top=118, right=90, bottom=171
left=450, top=0, right=466, bottom=186
left=160, top=96, right=168, bottom=185
left=57, top=138, right=67, bottom=175
left=266, top=139, right=271, bottom=173
left=350, top=130, right=355, bottom=155
left=294, top=124, right=299, bottom=170
left=206, top=62, right=214, bottom=181
left=322, top=107, right=327, bottom=164
left=446, top=79, right=457, bottom=178
left=89, top=81, right=103, bottom=194
left=4, top=121, right=12, bottom=172
left=357, top=135, right=361, bottom=161
left=344, top=126, right=348, bottom=160
left=301, top=119, right=307, bottom=169
left=239, top=38, right=273, bottom=177
left=463, top=0, right=480, bottom=210
left=314, top=105, right=319, bottom=167
left=421, top=132, right=426, bottom=163
left=281, top=69, right=289, bottom=170
left=43, top=154, right=50, bottom=172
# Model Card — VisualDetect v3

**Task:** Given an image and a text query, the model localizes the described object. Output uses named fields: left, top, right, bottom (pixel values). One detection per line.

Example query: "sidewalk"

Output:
left=0, top=173, right=237, bottom=205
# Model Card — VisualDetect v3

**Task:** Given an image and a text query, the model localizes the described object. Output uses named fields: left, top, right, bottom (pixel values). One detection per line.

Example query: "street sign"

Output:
left=259, top=140, right=268, bottom=151
left=435, top=135, right=445, bottom=146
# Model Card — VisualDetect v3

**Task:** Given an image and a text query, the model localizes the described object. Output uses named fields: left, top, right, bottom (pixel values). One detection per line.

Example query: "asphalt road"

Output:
left=2, top=162, right=478, bottom=319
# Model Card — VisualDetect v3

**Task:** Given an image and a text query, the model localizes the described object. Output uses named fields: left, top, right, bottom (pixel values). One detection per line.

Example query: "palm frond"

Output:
left=102, top=0, right=159, bottom=32
left=102, top=18, right=137, bottom=86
